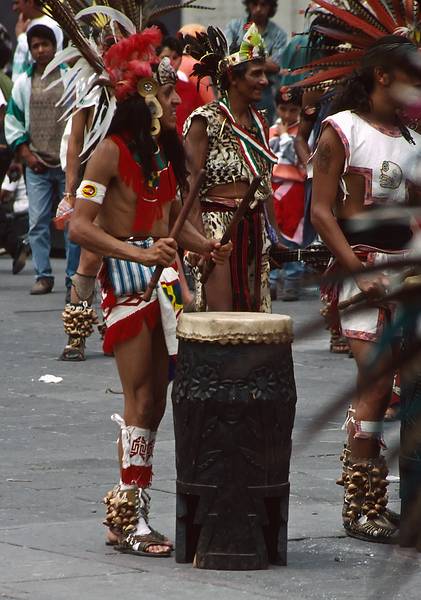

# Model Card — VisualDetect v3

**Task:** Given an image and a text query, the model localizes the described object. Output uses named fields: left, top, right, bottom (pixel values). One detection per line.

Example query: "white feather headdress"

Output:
left=40, top=0, right=214, bottom=157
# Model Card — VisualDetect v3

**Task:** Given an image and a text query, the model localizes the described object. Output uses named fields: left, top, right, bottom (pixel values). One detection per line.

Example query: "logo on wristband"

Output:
left=81, top=184, right=97, bottom=198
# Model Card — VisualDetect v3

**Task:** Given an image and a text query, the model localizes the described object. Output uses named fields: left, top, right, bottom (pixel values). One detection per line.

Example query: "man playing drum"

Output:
left=183, top=23, right=282, bottom=312
left=69, top=28, right=231, bottom=557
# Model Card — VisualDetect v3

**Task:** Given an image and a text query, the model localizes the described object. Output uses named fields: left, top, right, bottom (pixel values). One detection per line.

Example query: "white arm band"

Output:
left=76, top=180, right=107, bottom=205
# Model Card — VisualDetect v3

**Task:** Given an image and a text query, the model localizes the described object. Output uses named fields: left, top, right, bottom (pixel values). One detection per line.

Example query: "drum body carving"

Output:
left=172, top=312, right=297, bottom=570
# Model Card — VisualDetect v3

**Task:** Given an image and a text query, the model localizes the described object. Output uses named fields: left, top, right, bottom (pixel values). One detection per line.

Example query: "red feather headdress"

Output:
left=39, top=1, right=212, bottom=155
left=103, top=27, right=162, bottom=101
left=286, top=0, right=421, bottom=90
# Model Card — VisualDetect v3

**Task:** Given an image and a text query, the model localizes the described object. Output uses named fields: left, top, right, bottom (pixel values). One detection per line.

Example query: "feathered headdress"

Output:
left=102, top=27, right=162, bottom=100
left=225, top=23, right=267, bottom=67
left=284, top=0, right=421, bottom=91
left=184, top=22, right=267, bottom=88
left=39, top=0, right=213, bottom=154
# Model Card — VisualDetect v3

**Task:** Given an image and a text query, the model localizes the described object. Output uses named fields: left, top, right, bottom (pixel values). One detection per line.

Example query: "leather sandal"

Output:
left=59, top=337, right=86, bottom=361
left=115, top=532, right=172, bottom=557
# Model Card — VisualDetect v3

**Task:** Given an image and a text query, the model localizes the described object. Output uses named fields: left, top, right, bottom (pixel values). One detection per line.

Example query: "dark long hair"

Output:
left=159, top=128, right=188, bottom=189
left=329, top=36, right=419, bottom=143
left=243, top=0, right=277, bottom=19
left=107, top=94, right=187, bottom=187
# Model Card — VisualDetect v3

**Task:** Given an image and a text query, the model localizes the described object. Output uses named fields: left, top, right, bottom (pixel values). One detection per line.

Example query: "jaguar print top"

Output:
left=183, top=101, right=272, bottom=203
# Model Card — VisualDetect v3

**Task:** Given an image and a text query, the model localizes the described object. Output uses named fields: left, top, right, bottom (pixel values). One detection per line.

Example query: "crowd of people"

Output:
left=1, top=0, right=421, bottom=557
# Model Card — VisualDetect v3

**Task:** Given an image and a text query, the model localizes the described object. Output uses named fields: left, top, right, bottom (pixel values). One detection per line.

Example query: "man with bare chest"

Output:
left=311, top=36, right=421, bottom=544
left=69, top=30, right=231, bottom=557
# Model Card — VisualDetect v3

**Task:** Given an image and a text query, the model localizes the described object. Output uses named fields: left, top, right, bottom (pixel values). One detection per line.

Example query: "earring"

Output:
left=138, top=78, right=163, bottom=136
left=137, top=78, right=158, bottom=98
left=145, top=96, right=163, bottom=136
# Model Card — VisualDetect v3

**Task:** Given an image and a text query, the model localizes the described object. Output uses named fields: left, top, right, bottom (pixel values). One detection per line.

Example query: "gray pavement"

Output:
left=1, top=255, right=420, bottom=600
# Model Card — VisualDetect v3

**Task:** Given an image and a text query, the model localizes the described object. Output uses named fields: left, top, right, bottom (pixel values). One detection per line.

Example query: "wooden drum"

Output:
left=172, top=312, right=297, bottom=570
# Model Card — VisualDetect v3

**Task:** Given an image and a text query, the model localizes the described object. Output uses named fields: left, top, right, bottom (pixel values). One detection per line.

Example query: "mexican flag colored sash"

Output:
left=218, top=96, right=277, bottom=177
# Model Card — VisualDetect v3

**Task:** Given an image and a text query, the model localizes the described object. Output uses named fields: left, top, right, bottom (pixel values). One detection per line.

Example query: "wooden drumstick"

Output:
left=337, top=292, right=367, bottom=310
left=337, top=267, right=417, bottom=310
left=142, top=169, right=206, bottom=303
left=200, top=176, right=262, bottom=285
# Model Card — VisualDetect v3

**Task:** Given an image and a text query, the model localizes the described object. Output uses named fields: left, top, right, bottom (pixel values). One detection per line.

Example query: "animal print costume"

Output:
left=183, top=101, right=272, bottom=312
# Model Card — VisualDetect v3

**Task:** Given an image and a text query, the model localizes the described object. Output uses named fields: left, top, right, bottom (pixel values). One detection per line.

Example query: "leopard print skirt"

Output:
left=192, top=201, right=271, bottom=313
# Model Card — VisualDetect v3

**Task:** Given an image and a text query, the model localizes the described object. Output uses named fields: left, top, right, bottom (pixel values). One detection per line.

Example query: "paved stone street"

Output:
left=1, top=256, right=420, bottom=600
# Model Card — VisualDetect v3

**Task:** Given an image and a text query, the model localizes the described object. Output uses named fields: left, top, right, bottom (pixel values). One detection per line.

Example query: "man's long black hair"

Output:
left=329, top=35, right=419, bottom=144
left=107, top=94, right=188, bottom=187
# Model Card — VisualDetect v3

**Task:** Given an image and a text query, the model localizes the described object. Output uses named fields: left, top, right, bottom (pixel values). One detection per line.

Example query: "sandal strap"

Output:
left=342, top=455, right=399, bottom=541
left=149, top=527, right=174, bottom=547
left=149, top=528, right=166, bottom=541
left=121, top=532, right=172, bottom=554
left=60, top=338, right=86, bottom=361
left=139, top=488, right=151, bottom=522
left=384, top=507, right=400, bottom=526
left=345, top=517, right=398, bottom=541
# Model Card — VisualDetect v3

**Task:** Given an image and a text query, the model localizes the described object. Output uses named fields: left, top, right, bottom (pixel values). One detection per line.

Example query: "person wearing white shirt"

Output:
left=12, top=0, right=63, bottom=81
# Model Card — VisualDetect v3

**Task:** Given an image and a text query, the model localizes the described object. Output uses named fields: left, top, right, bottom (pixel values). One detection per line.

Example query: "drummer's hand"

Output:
left=355, top=272, right=390, bottom=297
left=208, top=240, right=233, bottom=265
left=145, top=238, right=177, bottom=267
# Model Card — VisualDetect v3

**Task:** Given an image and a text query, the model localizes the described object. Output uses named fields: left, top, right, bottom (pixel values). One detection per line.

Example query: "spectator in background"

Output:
left=279, top=3, right=327, bottom=88
left=0, top=24, right=12, bottom=101
left=0, top=21, right=28, bottom=274
left=11, top=0, right=63, bottom=82
left=158, top=36, right=203, bottom=135
left=269, top=87, right=306, bottom=301
left=5, top=24, right=74, bottom=294
left=0, top=24, right=13, bottom=180
left=1, top=171, right=28, bottom=215
left=225, top=0, right=287, bottom=123
left=0, top=172, right=29, bottom=274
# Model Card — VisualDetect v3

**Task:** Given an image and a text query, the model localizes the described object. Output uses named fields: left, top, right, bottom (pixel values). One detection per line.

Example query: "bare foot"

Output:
left=108, top=526, right=173, bottom=555
left=144, top=543, right=172, bottom=554
left=106, top=529, right=120, bottom=545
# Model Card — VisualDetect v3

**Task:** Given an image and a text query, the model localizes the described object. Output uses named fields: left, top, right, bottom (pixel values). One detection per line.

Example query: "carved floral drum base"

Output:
left=172, top=312, right=297, bottom=570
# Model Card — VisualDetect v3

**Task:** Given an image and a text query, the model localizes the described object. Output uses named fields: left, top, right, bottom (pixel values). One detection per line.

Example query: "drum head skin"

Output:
left=176, top=312, right=293, bottom=345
